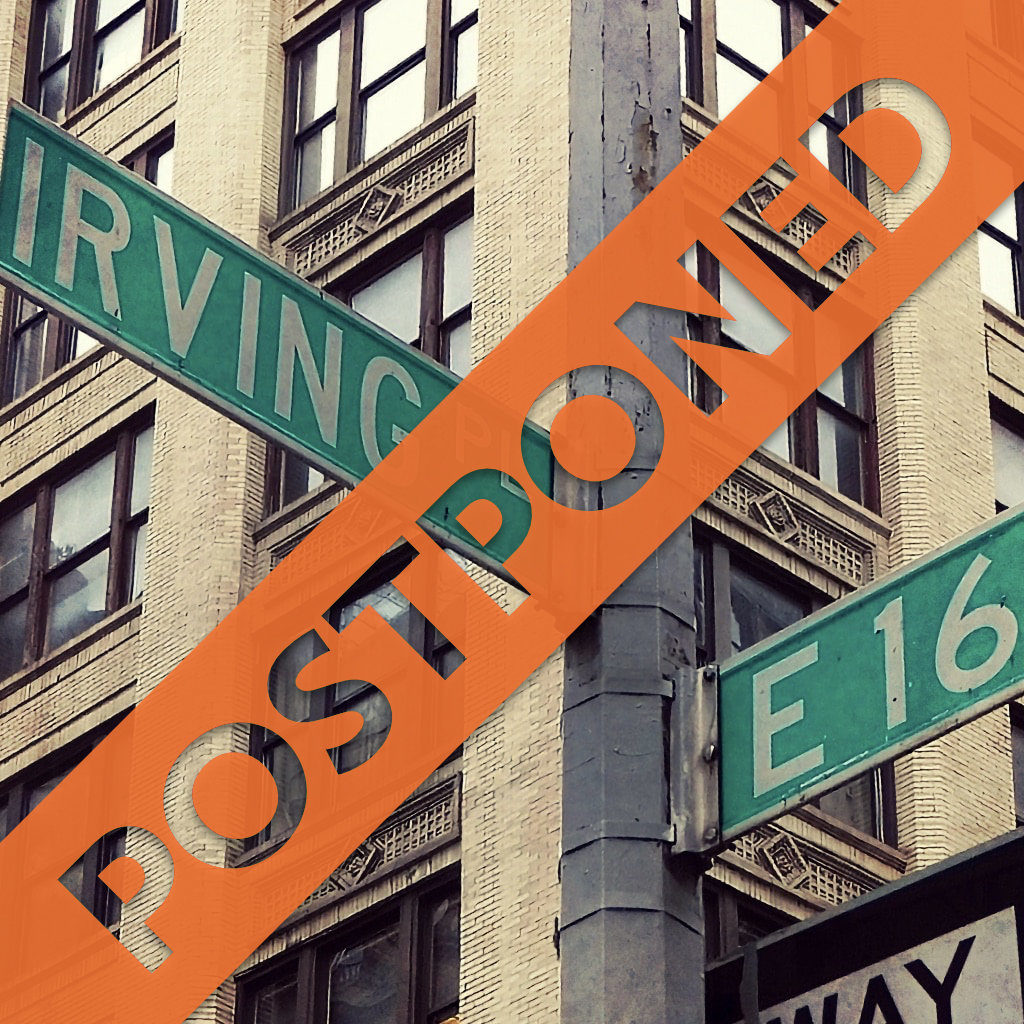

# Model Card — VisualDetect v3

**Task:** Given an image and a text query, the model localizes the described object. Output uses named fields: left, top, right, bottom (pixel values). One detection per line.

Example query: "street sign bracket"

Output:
left=671, top=662, right=721, bottom=854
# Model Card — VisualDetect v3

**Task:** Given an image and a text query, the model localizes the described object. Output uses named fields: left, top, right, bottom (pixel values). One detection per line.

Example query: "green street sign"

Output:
left=720, top=504, right=1024, bottom=840
left=0, top=102, right=552, bottom=569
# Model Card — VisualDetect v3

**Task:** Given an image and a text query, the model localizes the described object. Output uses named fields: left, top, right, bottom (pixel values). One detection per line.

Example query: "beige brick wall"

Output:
left=459, top=0, right=570, bottom=1019
left=867, top=80, right=1015, bottom=868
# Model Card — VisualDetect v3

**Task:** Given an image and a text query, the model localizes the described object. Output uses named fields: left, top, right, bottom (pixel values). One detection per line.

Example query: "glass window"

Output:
left=267, top=215, right=474, bottom=512
left=715, top=0, right=782, bottom=119
left=0, top=734, right=128, bottom=928
left=691, top=247, right=875, bottom=507
left=696, top=536, right=895, bottom=843
left=1012, top=706, right=1024, bottom=827
left=328, top=926, right=402, bottom=1022
left=980, top=193, right=1022, bottom=314
left=284, top=2, right=479, bottom=209
left=351, top=253, right=424, bottom=344
left=28, top=0, right=180, bottom=120
left=0, top=417, right=153, bottom=678
left=240, top=879, right=461, bottom=1024
left=992, top=412, right=1024, bottom=513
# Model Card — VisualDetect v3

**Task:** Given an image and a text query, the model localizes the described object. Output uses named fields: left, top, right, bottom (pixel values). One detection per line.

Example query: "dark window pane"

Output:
left=425, top=893, right=460, bottom=1015
left=817, top=407, right=864, bottom=503
left=131, top=425, right=154, bottom=516
left=729, top=563, right=805, bottom=655
left=453, top=20, right=477, bottom=98
left=39, top=60, right=69, bottom=121
left=979, top=231, right=1016, bottom=310
left=253, top=977, right=299, bottom=1024
left=0, top=505, right=35, bottom=602
left=332, top=687, right=391, bottom=774
left=93, top=8, right=146, bottom=91
left=694, top=543, right=708, bottom=663
left=297, top=31, right=340, bottom=130
left=328, top=927, right=402, bottom=1024
left=351, top=252, right=423, bottom=344
left=40, top=0, right=74, bottom=68
left=992, top=418, right=1024, bottom=511
left=332, top=582, right=414, bottom=644
left=261, top=738, right=306, bottom=841
left=47, top=549, right=110, bottom=650
left=0, top=798, right=7, bottom=841
left=0, top=599, right=28, bottom=677
left=362, top=62, right=426, bottom=159
left=1013, top=712, right=1024, bottom=826
left=95, top=828, right=127, bottom=927
left=268, top=630, right=325, bottom=722
left=50, top=452, right=116, bottom=567
left=295, top=121, right=337, bottom=207
left=8, top=315, right=50, bottom=401
left=360, top=0, right=426, bottom=87
left=817, top=772, right=877, bottom=835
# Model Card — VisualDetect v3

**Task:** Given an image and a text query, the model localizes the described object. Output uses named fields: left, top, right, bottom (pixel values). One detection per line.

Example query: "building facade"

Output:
left=0, top=0, right=1021, bottom=1022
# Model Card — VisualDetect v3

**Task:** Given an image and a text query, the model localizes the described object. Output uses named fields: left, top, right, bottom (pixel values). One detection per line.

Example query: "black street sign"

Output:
left=706, top=829, right=1024, bottom=1023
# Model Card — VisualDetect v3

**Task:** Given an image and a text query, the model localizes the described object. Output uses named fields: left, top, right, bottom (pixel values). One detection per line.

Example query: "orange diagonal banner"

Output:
left=2, top=0, right=1023, bottom=1019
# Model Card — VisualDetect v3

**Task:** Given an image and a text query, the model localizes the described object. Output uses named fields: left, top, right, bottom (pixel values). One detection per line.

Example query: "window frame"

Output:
left=695, top=530, right=898, bottom=845
left=0, top=716, right=128, bottom=927
left=281, top=0, right=479, bottom=214
left=978, top=190, right=1024, bottom=316
left=703, top=878, right=795, bottom=962
left=235, top=870, right=461, bottom=1024
left=991, top=398, right=1024, bottom=514
left=248, top=544, right=462, bottom=850
left=264, top=202, right=474, bottom=516
left=680, top=0, right=864, bottom=193
left=0, top=410, right=154, bottom=680
left=690, top=245, right=879, bottom=510
left=25, top=0, right=181, bottom=123
left=0, top=130, right=173, bottom=407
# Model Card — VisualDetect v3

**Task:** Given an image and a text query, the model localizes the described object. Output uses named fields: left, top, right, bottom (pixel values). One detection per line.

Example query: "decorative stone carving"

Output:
left=710, top=465, right=876, bottom=586
left=297, top=776, right=459, bottom=911
left=758, top=832, right=810, bottom=889
left=729, top=822, right=889, bottom=906
left=750, top=490, right=800, bottom=542
left=355, top=184, right=403, bottom=234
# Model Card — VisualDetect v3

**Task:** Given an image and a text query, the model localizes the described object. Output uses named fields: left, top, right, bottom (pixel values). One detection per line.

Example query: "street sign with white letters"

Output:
left=718, top=503, right=1024, bottom=841
left=705, top=828, right=1024, bottom=1024
left=0, top=102, right=552, bottom=568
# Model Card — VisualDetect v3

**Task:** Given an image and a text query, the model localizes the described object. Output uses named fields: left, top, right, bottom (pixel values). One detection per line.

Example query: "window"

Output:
left=680, top=0, right=861, bottom=190
left=1011, top=704, right=1024, bottom=828
left=265, top=213, right=474, bottom=514
left=0, top=415, right=153, bottom=680
left=695, top=534, right=897, bottom=843
left=285, top=0, right=479, bottom=210
left=249, top=546, right=462, bottom=847
left=979, top=193, right=1024, bottom=315
left=0, top=133, right=172, bottom=406
left=0, top=726, right=127, bottom=928
left=238, top=875, right=460, bottom=1024
left=991, top=404, right=1024, bottom=513
left=686, top=245, right=877, bottom=507
left=703, top=879, right=795, bottom=961
left=27, top=0, right=182, bottom=123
